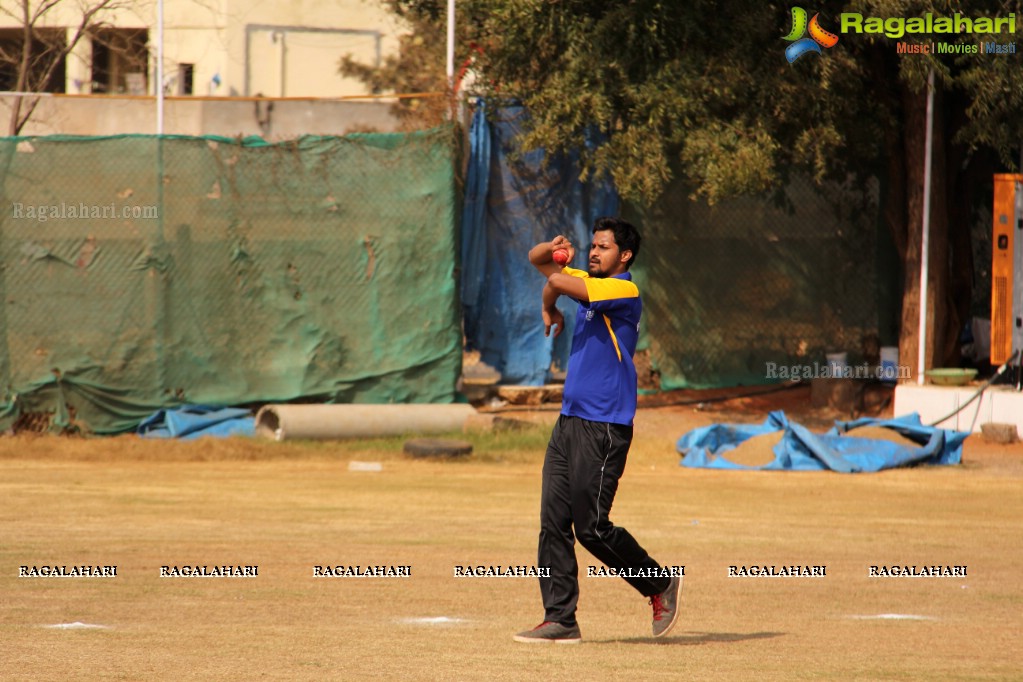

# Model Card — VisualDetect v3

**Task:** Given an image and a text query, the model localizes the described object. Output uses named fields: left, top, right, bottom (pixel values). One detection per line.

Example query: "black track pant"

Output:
left=537, top=415, right=670, bottom=626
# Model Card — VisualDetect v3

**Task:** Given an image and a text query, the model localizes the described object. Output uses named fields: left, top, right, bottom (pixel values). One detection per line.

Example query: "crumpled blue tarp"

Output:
left=137, top=405, right=254, bottom=440
left=678, top=411, right=969, bottom=472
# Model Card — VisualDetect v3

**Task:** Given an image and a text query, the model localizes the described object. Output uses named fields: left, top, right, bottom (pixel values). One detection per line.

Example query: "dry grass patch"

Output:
left=1, top=408, right=1021, bottom=680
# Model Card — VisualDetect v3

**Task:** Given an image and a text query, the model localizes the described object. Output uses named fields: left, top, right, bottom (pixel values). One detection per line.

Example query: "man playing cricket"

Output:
left=514, top=217, right=683, bottom=644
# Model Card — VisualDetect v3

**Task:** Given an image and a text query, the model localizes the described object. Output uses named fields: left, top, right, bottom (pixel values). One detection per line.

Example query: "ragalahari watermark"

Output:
left=11, top=202, right=159, bottom=222
left=766, top=362, right=911, bottom=381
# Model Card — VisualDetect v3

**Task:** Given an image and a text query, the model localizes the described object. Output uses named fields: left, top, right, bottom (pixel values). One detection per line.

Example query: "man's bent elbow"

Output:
left=548, top=273, right=588, bottom=301
left=546, top=272, right=568, bottom=288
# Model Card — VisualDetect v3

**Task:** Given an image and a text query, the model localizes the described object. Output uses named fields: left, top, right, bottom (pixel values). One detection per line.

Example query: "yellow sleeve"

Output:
left=583, top=277, right=640, bottom=303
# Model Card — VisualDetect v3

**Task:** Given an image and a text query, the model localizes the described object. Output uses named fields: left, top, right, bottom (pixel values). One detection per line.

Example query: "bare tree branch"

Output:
left=4, top=0, right=128, bottom=134
left=31, top=0, right=67, bottom=25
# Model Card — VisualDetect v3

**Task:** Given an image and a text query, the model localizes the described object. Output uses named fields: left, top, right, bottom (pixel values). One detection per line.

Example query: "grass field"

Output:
left=1, top=401, right=1021, bottom=681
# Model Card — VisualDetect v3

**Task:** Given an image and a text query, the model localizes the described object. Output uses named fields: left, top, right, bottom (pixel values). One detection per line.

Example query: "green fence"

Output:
left=0, top=128, right=461, bottom=434
left=628, top=174, right=891, bottom=389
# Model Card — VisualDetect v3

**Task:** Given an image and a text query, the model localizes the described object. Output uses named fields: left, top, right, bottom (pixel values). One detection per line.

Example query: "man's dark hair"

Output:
left=593, top=216, right=641, bottom=270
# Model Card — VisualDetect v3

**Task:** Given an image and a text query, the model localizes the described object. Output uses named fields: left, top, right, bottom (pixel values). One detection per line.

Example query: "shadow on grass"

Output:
left=608, top=631, right=786, bottom=646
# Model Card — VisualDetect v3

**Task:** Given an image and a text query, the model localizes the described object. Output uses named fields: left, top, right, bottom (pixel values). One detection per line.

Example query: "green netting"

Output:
left=628, top=174, right=886, bottom=389
left=0, top=128, right=461, bottom=434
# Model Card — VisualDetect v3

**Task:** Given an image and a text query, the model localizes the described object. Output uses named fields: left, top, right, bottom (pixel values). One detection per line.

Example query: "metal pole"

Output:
left=917, top=69, right=935, bottom=385
left=279, top=31, right=286, bottom=97
left=446, top=0, right=455, bottom=118
left=156, top=0, right=164, bottom=134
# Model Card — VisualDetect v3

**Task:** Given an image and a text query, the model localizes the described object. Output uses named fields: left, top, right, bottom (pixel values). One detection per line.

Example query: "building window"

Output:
left=91, top=28, right=148, bottom=94
left=0, top=28, right=67, bottom=93
left=177, top=63, right=194, bottom=95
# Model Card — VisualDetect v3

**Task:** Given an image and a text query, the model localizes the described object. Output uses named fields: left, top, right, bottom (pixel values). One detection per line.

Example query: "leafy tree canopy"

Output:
left=351, top=0, right=1023, bottom=204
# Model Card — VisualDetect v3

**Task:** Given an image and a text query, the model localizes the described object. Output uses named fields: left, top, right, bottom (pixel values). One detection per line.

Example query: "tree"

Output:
left=0, top=0, right=125, bottom=136
left=842, top=0, right=1023, bottom=377
left=489, top=0, right=1023, bottom=378
left=339, top=0, right=487, bottom=130
left=353, top=0, right=1023, bottom=378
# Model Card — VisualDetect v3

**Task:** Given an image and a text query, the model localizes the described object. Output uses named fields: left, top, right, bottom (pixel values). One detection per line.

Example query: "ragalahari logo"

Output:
left=783, top=7, right=839, bottom=63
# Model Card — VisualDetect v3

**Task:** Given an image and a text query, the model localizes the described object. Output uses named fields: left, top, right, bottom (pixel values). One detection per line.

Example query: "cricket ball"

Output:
left=552, top=249, right=569, bottom=265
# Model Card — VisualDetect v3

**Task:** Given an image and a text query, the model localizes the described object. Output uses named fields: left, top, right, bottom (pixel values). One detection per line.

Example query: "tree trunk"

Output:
left=944, top=100, right=984, bottom=369
left=9, top=1, right=32, bottom=136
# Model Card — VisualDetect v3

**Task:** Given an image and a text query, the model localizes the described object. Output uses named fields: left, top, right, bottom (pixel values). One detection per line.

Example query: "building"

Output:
left=0, top=0, right=406, bottom=136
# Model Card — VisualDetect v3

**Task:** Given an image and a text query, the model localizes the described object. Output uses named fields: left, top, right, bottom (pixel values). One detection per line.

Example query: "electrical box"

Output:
left=991, top=174, right=1023, bottom=365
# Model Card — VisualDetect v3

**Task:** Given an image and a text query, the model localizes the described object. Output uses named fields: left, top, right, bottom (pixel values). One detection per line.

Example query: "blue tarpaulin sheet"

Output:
left=460, top=101, right=619, bottom=385
left=137, top=405, right=255, bottom=440
left=678, top=411, right=969, bottom=472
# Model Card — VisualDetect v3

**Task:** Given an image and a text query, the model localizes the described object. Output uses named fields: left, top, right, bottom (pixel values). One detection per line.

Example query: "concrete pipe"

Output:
left=254, top=403, right=477, bottom=441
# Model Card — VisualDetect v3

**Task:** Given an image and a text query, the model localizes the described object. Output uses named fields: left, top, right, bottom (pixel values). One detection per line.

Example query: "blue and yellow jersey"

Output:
left=560, top=267, right=641, bottom=426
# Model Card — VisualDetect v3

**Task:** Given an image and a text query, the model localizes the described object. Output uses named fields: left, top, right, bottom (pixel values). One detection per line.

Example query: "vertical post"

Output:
left=917, top=69, right=935, bottom=385
left=279, top=30, right=287, bottom=97
left=446, top=0, right=455, bottom=119
left=156, top=0, right=164, bottom=134
left=154, top=0, right=166, bottom=391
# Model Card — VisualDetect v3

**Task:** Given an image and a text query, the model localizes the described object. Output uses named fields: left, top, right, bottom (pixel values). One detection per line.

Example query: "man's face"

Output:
left=588, top=229, right=631, bottom=278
